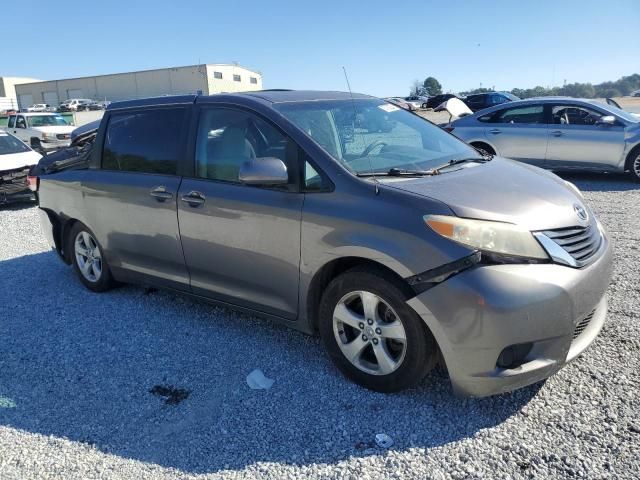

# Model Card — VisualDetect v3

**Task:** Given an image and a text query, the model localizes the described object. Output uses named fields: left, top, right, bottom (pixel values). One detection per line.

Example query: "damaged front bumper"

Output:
left=0, top=167, right=35, bottom=205
left=407, top=236, right=613, bottom=397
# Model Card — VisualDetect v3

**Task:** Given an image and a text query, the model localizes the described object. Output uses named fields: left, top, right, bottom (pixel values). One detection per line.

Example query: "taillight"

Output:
left=27, top=175, right=39, bottom=192
left=443, top=126, right=455, bottom=133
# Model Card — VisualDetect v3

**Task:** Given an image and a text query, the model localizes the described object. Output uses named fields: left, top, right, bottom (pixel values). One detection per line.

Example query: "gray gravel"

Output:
left=0, top=173, right=639, bottom=479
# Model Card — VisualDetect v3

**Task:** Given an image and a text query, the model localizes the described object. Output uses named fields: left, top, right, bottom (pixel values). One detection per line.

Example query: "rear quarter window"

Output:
left=102, top=108, right=185, bottom=174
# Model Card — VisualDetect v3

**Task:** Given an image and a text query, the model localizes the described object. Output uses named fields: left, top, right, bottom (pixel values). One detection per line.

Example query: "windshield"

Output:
left=0, top=133, right=30, bottom=155
left=276, top=99, right=479, bottom=175
left=28, top=115, right=69, bottom=127
left=591, top=101, right=639, bottom=123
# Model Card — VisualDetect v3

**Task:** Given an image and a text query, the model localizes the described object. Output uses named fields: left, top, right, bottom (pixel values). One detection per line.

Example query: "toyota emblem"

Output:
left=574, top=204, right=588, bottom=222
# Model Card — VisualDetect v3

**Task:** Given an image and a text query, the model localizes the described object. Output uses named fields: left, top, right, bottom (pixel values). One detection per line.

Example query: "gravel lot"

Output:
left=0, top=172, right=639, bottom=479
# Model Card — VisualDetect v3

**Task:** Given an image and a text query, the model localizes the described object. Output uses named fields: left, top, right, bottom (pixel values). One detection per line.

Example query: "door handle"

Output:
left=149, top=186, right=173, bottom=201
left=489, top=129, right=501, bottom=134
left=181, top=191, right=206, bottom=206
left=551, top=130, right=563, bottom=137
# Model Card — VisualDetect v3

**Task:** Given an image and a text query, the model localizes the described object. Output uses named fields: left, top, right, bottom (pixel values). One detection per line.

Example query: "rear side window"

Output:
left=102, top=108, right=185, bottom=174
left=494, top=105, right=544, bottom=124
left=7, top=116, right=15, bottom=128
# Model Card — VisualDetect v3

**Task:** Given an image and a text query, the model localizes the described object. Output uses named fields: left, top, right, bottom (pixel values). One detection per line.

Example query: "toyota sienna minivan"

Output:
left=36, top=91, right=613, bottom=397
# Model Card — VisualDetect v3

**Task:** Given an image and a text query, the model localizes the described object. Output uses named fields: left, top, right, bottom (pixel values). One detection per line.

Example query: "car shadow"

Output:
left=0, top=200, right=37, bottom=211
left=0, top=251, right=540, bottom=475
left=555, top=171, right=639, bottom=192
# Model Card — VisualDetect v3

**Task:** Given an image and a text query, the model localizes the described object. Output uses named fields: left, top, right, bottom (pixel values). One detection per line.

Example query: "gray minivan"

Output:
left=36, top=91, right=613, bottom=397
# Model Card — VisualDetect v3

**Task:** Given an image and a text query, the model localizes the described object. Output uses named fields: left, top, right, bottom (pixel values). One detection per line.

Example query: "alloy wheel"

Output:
left=332, top=290, right=407, bottom=375
left=74, top=231, right=102, bottom=282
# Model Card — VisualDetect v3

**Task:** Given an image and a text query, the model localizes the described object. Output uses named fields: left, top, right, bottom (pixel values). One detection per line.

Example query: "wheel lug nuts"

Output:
left=359, top=322, right=365, bottom=329
left=362, top=335, right=368, bottom=341
left=372, top=338, right=379, bottom=345
left=375, top=328, right=381, bottom=334
left=367, top=319, right=374, bottom=325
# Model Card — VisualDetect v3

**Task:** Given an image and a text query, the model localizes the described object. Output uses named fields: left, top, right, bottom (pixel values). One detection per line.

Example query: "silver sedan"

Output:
left=449, top=97, right=640, bottom=181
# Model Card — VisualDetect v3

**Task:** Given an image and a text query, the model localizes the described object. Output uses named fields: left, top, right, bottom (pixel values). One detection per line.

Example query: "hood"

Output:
left=31, top=125, right=75, bottom=134
left=434, top=97, right=473, bottom=118
left=0, top=150, right=41, bottom=172
left=381, top=158, right=589, bottom=231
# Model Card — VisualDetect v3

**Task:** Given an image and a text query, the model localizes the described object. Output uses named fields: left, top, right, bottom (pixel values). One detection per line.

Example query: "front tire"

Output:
left=69, top=222, right=114, bottom=292
left=319, top=266, right=437, bottom=392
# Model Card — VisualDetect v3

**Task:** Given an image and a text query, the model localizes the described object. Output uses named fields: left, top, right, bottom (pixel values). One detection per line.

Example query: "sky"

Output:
left=6, top=0, right=640, bottom=97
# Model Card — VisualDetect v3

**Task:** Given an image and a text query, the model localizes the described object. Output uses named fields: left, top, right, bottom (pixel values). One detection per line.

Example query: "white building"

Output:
left=0, top=77, right=43, bottom=110
left=12, top=64, right=263, bottom=109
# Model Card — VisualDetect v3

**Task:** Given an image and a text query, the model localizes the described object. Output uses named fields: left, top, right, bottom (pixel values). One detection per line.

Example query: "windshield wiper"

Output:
left=356, top=167, right=435, bottom=177
left=431, top=156, right=491, bottom=174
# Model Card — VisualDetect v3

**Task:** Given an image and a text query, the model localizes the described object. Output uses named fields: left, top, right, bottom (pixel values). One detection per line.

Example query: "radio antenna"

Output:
left=342, top=66, right=379, bottom=194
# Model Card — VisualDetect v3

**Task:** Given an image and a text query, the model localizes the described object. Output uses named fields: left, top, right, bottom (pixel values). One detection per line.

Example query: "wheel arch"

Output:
left=469, top=141, right=497, bottom=155
left=305, top=256, right=414, bottom=333
left=624, top=143, right=640, bottom=172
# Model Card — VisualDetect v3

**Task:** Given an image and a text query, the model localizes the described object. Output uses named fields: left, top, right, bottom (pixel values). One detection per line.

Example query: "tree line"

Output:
left=411, top=73, right=640, bottom=99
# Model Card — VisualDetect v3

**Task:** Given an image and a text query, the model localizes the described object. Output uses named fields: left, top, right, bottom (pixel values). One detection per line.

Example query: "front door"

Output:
left=82, top=107, right=191, bottom=290
left=545, top=104, right=626, bottom=170
left=12, top=115, right=29, bottom=142
left=177, top=106, right=304, bottom=319
left=484, top=104, right=548, bottom=165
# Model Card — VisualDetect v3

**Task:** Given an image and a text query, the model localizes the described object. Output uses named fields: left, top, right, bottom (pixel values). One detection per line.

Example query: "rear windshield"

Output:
left=0, top=133, right=30, bottom=155
left=28, top=115, right=69, bottom=127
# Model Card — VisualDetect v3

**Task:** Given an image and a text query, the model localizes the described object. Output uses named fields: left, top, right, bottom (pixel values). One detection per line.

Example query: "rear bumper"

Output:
left=407, top=235, right=613, bottom=397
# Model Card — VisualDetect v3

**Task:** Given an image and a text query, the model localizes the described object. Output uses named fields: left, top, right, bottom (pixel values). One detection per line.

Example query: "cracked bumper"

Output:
left=407, top=236, right=613, bottom=397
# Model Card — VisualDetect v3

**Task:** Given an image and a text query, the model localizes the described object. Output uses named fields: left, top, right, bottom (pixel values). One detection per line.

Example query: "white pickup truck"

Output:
left=4, top=112, right=75, bottom=151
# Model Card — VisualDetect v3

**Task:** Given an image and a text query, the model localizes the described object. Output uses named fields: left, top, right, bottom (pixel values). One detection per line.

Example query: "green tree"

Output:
left=423, top=77, right=442, bottom=96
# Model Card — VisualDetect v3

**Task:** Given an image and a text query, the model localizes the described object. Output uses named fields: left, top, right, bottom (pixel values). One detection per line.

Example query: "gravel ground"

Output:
left=0, top=172, right=639, bottom=479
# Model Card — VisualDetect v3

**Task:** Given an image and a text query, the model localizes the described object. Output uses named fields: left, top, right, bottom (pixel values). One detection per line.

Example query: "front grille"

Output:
left=541, top=224, right=602, bottom=265
left=56, top=133, right=70, bottom=140
left=573, top=309, right=595, bottom=339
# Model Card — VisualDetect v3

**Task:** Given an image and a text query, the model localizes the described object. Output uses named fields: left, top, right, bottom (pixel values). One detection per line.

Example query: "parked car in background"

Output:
left=0, top=131, right=41, bottom=204
left=449, top=97, right=640, bottom=180
left=27, top=104, right=52, bottom=112
left=76, top=101, right=106, bottom=111
left=58, top=98, right=94, bottom=112
left=4, top=112, right=75, bottom=152
left=35, top=91, right=612, bottom=397
left=463, top=92, right=520, bottom=112
left=425, top=94, right=459, bottom=110
left=405, top=96, right=429, bottom=109
left=631, top=89, right=640, bottom=97
left=384, top=97, right=413, bottom=111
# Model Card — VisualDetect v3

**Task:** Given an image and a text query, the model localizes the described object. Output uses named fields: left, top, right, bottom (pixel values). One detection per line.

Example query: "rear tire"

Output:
left=626, top=146, right=640, bottom=182
left=68, top=222, right=114, bottom=292
left=318, top=266, right=437, bottom=392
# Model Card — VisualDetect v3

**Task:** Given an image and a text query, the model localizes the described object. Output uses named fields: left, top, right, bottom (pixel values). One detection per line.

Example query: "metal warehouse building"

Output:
left=13, top=64, right=263, bottom=109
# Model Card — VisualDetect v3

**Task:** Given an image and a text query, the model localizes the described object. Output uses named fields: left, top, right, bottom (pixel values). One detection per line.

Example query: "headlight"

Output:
left=564, top=180, right=583, bottom=198
left=425, top=215, right=548, bottom=259
left=41, top=132, right=57, bottom=140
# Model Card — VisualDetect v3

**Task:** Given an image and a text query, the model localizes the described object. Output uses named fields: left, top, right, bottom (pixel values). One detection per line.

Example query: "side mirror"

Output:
left=239, top=157, right=289, bottom=185
left=597, top=115, right=616, bottom=126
